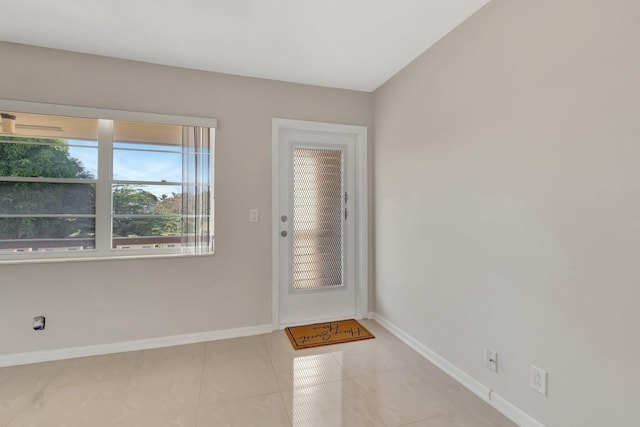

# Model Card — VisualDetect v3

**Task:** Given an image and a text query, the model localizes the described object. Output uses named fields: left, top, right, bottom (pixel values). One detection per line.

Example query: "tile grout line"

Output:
left=4, top=394, right=34, bottom=427
left=264, top=331, right=313, bottom=426
left=278, top=391, right=294, bottom=427
left=194, top=342, right=211, bottom=427
left=263, top=333, right=284, bottom=393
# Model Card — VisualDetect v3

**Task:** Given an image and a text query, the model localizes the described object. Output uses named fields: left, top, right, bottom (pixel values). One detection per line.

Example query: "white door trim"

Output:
left=272, top=118, right=368, bottom=329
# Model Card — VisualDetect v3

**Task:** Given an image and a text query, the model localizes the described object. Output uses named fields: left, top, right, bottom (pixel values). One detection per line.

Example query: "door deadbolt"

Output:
left=281, top=215, right=288, bottom=222
left=281, top=230, right=288, bottom=237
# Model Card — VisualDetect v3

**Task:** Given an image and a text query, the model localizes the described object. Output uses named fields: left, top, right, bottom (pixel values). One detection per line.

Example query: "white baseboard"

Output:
left=0, top=323, right=273, bottom=368
left=372, top=313, right=545, bottom=427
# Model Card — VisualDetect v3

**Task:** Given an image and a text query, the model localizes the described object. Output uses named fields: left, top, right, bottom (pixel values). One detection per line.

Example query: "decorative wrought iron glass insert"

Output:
left=292, top=147, right=344, bottom=290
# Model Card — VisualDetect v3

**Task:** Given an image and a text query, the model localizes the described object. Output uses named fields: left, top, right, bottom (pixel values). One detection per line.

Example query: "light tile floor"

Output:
left=0, top=319, right=517, bottom=427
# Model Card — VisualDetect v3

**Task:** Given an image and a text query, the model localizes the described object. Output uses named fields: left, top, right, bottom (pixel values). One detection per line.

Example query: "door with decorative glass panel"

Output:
left=277, top=126, right=357, bottom=326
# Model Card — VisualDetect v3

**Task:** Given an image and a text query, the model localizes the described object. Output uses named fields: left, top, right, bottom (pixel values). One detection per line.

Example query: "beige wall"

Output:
left=374, top=1, right=640, bottom=426
left=0, top=42, right=373, bottom=355
left=5, top=1, right=640, bottom=422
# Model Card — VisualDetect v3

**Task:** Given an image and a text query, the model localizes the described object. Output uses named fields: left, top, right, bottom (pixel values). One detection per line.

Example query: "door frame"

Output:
left=271, top=118, right=368, bottom=329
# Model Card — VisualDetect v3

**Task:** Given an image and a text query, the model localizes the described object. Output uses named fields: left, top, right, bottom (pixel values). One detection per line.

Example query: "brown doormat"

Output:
left=285, top=319, right=375, bottom=350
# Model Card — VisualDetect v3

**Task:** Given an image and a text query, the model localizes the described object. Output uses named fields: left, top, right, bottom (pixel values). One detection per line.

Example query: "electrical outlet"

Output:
left=485, top=349, right=498, bottom=372
left=249, top=209, right=259, bottom=223
left=530, top=365, right=547, bottom=395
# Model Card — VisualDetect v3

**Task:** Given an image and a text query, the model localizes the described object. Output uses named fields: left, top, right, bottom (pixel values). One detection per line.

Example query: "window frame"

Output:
left=0, top=99, right=217, bottom=264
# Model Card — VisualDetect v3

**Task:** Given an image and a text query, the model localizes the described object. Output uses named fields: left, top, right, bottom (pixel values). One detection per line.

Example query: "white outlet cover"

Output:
left=530, top=365, right=547, bottom=395
left=249, top=209, right=259, bottom=223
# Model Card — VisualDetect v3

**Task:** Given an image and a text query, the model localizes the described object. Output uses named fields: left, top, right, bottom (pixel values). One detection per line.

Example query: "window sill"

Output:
left=0, top=251, right=215, bottom=265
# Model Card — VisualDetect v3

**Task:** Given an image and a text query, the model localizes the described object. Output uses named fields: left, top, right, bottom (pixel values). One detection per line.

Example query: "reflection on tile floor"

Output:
left=0, top=319, right=517, bottom=427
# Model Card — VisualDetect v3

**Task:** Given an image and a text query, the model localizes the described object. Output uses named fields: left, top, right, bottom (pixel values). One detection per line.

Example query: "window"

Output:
left=0, top=106, right=215, bottom=261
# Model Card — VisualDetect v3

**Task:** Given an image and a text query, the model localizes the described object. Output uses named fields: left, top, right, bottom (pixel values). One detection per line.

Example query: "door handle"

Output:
left=281, top=230, right=288, bottom=237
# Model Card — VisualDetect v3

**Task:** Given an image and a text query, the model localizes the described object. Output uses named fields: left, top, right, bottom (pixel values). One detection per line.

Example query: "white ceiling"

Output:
left=0, top=0, right=489, bottom=92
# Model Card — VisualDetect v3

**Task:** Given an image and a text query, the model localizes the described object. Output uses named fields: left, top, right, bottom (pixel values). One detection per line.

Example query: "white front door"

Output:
left=273, top=120, right=366, bottom=328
